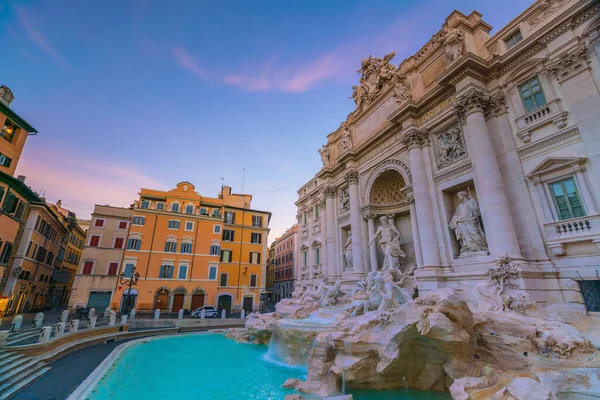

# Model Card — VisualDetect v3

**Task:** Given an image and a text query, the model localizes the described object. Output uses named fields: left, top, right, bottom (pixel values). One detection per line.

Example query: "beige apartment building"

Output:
left=68, top=205, right=132, bottom=310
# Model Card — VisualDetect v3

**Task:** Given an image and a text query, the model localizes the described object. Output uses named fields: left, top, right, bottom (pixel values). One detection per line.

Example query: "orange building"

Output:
left=112, top=182, right=271, bottom=314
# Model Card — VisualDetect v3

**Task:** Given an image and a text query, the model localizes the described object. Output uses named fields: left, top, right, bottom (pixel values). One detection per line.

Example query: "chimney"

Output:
left=17, top=175, right=26, bottom=183
left=0, top=86, right=14, bottom=107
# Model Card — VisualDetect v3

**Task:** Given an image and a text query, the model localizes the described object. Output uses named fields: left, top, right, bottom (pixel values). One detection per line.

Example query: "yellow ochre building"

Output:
left=112, top=182, right=271, bottom=314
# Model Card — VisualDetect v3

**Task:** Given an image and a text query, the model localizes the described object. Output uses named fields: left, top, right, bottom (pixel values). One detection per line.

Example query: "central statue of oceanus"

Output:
left=368, top=216, right=405, bottom=270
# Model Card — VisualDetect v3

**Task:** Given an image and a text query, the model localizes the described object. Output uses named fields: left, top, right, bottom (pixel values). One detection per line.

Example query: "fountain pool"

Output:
left=78, top=334, right=450, bottom=399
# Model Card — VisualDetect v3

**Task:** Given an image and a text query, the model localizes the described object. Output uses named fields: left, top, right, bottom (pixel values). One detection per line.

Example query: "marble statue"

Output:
left=449, top=191, right=488, bottom=255
left=343, top=231, right=353, bottom=270
left=368, top=216, right=405, bottom=270
left=350, top=85, right=369, bottom=111
left=350, top=52, right=397, bottom=112
left=340, top=122, right=353, bottom=151
left=339, top=188, right=349, bottom=212
left=320, top=280, right=345, bottom=307
left=438, top=28, right=464, bottom=63
left=318, top=145, right=330, bottom=167
left=291, top=286, right=305, bottom=299
left=301, top=278, right=329, bottom=303
left=436, top=126, right=466, bottom=168
left=392, top=80, right=411, bottom=104
left=349, top=273, right=410, bottom=316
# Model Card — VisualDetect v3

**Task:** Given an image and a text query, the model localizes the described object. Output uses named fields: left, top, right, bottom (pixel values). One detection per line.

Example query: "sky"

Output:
left=1, top=0, right=532, bottom=242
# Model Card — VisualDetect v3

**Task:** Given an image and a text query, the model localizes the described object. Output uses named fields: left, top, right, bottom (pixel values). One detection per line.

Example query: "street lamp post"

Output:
left=120, top=266, right=141, bottom=315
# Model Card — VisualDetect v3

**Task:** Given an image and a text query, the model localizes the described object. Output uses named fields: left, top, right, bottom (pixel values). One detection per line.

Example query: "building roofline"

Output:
left=0, top=102, right=38, bottom=133
left=0, top=171, right=41, bottom=201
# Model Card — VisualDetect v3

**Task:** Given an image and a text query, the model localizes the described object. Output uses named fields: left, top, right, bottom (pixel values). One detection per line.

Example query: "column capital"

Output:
left=345, top=169, right=359, bottom=185
left=488, top=91, right=508, bottom=118
left=361, top=210, right=377, bottom=220
left=400, top=127, right=429, bottom=150
left=454, top=89, right=491, bottom=123
left=322, top=185, right=337, bottom=198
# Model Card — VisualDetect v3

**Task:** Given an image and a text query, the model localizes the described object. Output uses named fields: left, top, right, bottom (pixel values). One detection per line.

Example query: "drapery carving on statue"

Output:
left=301, top=279, right=345, bottom=307
left=348, top=272, right=412, bottom=316
left=435, top=126, right=466, bottom=168
left=437, top=27, right=464, bottom=64
left=449, top=191, right=488, bottom=256
left=318, top=145, right=330, bottom=167
left=350, top=52, right=398, bottom=113
left=339, top=121, right=353, bottom=151
left=339, top=188, right=349, bottom=213
left=546, top=42, right=589, bottom=82
left=368, top=216, right=405, bottom=270
left=343, top=230, right=353, bottom=270
left=392, top=77, right=412, bottom=105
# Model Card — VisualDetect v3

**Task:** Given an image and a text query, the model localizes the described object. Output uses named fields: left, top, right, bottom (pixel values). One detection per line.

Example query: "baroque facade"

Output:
left=295, top=0, right=600, bottom=313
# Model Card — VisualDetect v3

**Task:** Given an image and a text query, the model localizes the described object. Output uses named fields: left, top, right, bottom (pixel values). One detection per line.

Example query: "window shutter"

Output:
left=258, top=253, right=261, bottom=264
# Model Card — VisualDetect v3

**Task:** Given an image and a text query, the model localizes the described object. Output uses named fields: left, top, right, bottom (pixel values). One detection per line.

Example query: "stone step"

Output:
left=7, top=331, right=38, bottom=346
left=0, top=352, right=12, bottom=362
left=0, top=358, right=38, bottom=385
left=0, top=354, right=25, bottom=369
left=0, top=365, right=50, bottom=400
left=0, top=355, right=33, bottom=377
left=8, top=327, right=38, bottom=337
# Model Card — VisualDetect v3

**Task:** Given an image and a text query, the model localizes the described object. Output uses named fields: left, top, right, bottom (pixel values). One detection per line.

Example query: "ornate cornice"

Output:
left=454, top=89, right=491, bottom=124
left=400, top=128, right=429, bottom=150
left=345, top=169, right=359, bottom=185
left=517, top=127, right=580, bottom=158
left=546, top=42, right=590, bottom=82
left=323, top=185, right=337, bottom=198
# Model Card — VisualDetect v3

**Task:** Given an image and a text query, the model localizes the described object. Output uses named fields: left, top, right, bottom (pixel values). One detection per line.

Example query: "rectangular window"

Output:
left=156, top=202, right=165, bottom=210
left=141, top=200, right=150, bottom=209
left=210, top=244, right=221, bottom=255
left=108, top=262, right=119, bottom=276
left=0, top=153, right=12, bottom=167
left=200, top=207, right=208, bottom=215
left=519, top=76, right=547, bottom=113
left=0, top=186, right=4, bottom=204
left=82, top=261, right=94, bottom=275
left=549, top=177, right=586, bottom=220
left=213, top=225, right=221, bottom=234
left=186, top=205, right=194, bottom=215
left=0, top=120, right=16, bottom=143
left=314, top=248, right=320, bottom=265
left=222, top=229, right=235, bottom=241
left=127, top=238, right=141, bottom=250
left=252, top=216, right=263, bottom=227
left=505, top=30, right=523, bottom=49
left=212, top=209, right=221, bottom=218
left=220, top=249, right=232, bottom=263
left=578, top=280, right=600, bottom=312
left=159, top=265, right=174, bottom=279
left=132, top=216, right=145, bottom=226
left=224, top=212, right=235, bottom=224
left=171, top=203, right=180, bottom=213
left=114, top=237, right=125, bottom=249
left=178, top=265, right=188, bottom=280
left=168, top=220, right=180, bottom=229
left=181, top=242, right=192, bottom=254
left=220, top=273, right=228, bottom=287
left=250, top=252, right=261, bottom=264
left=118, top=221, right=128, bottom=230
left=0, top=242, right=12, bottom=263
left=89, top=235, right=100, bottom=247
left=303, top=251, right=307, bottom=268
left=2, top=192, right=17, bottom=213
left=94, top=218, right=105, bottom=227
left=315, top=205, right=319, bottom=218
left=164, top=241, right=177, bottom=252
left=185, top=221, right=194, bottom=231
left=123, top=263, right=135, bottom=277
left=250, top=274, right=257, bottom=287
left=208, top=265, right=217, bottom=280
left=250, top=233, right=262, bottom=244
left=14, top=202, right=25, bottom=220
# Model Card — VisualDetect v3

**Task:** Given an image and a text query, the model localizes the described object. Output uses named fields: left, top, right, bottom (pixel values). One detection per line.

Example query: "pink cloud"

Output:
left=14, top=6, right=69, bottom=70
left=16, top=142, right=167, bottom=219
left=172, top=47, right=209, bottom=80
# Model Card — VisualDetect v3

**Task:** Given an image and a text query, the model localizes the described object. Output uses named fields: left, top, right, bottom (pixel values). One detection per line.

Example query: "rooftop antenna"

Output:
left=241, top=168, right=246, bottom=194
left=219, top=177, right=224, bottom=194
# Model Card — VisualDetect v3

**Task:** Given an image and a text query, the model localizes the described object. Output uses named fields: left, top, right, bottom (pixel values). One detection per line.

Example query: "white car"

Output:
left=190, top=305, right=219, bottom=318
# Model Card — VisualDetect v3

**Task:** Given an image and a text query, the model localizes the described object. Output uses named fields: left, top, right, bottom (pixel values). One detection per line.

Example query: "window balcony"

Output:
left=544, top=214, right=600, bottom=256
left=515, top=99, right=568, bottom=143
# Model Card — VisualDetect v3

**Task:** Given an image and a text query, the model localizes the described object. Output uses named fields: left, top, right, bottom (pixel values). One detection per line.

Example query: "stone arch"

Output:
left=153, top=286, right=171, bottom=311
left=154, top=286, right=171, bottom=295
left=363, top=159, right=411, bottom=204
left=192, top=287, right=206, bottom=295
left=582, top=14, right=600, bottom=37
left=501, top=58, right=545, bottom=86
left=172, top=286, right=187, bottom=295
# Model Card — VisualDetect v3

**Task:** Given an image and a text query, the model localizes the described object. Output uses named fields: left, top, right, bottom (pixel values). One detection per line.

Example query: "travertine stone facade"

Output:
left=296, top=0, right=600, bottom=313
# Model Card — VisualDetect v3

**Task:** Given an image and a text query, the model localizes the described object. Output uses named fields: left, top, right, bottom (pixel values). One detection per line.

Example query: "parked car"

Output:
left=190, top=305, right=219, bottom=318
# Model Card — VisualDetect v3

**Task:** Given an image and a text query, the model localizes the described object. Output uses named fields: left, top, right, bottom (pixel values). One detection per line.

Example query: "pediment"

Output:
left=300, top=244, right=309, bottom=251
left=527, top=157, right=587, bottom=179
left=312, top=240, right=321, bottom=247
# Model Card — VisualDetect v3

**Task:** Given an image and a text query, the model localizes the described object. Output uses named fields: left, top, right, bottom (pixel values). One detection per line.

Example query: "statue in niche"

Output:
left=436, top=126, right=466, bottom=168
left=437, top=28, right=464, bottom=63
left=318, top=145, right=330, bottom=167
left=343, top=231, right=353, bottom=270
left=368, top=216, right=405, bottom=270
left=449, top=191, right=488, bottom=256
left=340, top=122, right=353, bottom=151
left=339, top=188, right=349, bottom=212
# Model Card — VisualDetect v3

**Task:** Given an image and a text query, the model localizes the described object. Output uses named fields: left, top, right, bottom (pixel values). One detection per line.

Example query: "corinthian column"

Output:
left=401, top=128, right=441, bottom=268
left=454, top=89, right=521, bottom=258
left=363, top=210, right=378, bottom=272
left=323, top=185, right=338, bottom=279
left=346, top=170, right=366, bottom=277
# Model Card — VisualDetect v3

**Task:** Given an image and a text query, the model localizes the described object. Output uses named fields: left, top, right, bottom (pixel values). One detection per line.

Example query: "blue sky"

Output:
left=1, top=0, right=532, bottom=241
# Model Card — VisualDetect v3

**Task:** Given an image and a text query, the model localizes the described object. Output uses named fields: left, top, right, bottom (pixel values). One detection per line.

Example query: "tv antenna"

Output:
left=219, top=177, right=225, bottom=192
left=241, top=168, right=246, bottom=194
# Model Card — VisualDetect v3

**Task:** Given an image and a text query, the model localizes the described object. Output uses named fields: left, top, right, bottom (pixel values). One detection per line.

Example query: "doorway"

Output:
left=243, top=297, right=253, bottom=313
left=217, top=295, right=232, bottom=314
left=120, top=288, right=138, bottom=315
left=154, top=289, right=169, bottom=310
left=191, top=294, right=205, bottom=310
left=172, top=294, right=185, bottom=312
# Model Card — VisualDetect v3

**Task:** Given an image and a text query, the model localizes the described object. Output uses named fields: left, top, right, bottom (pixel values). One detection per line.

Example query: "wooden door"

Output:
left=243, top=297, right=253, bottom=313
left=191, top=294, right=205, bottom=310
left=154, top=289, right=169, bottom=310
left=172, top=294, right=185, bottom=312
left=217, top=295, right=232, bottom=314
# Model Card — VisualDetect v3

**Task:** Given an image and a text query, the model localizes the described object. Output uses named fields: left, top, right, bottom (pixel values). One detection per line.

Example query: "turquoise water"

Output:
left=87, top=334, right=450, bottom=400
